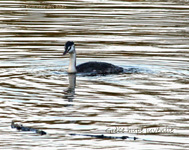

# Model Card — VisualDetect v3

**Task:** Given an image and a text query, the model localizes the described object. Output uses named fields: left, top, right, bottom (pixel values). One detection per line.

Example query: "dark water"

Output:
left=0, top=0, right=189, bottom=149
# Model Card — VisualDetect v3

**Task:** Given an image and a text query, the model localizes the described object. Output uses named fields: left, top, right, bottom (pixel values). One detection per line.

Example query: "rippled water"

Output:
left=0, top=0, right=189, bottom=149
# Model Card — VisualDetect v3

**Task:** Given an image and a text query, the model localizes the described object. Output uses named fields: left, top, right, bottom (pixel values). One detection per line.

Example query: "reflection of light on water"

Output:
left=0, top=0, right=189, bottom=149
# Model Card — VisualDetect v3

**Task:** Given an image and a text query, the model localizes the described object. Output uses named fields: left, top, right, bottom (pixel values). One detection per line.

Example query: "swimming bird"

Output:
left=63, top=41, right=124, bottom=75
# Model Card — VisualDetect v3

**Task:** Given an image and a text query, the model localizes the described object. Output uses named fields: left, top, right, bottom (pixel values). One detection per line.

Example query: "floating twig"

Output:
left=11, top=121, right=46, bottom=135
left=69, top=133, right=138, bottom=140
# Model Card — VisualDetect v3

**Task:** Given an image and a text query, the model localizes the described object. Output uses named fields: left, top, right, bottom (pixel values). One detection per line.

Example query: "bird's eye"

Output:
left=68, top=46, right=71, bottom=50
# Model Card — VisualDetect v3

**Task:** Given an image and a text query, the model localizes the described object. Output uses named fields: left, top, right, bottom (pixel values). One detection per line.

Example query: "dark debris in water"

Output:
left=11, top=121, right=139, bottom=140
left=11, top=121, right=47, bottom=135
left=69, top=133, right=138, bottom=140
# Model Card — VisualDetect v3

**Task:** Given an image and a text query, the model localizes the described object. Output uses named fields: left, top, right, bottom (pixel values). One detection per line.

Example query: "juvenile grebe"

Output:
left=63, top=41, right=124, bottom=75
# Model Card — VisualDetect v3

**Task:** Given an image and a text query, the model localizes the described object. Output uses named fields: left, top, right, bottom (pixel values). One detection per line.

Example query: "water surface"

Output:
left=0, top=0, right=189, bottom=149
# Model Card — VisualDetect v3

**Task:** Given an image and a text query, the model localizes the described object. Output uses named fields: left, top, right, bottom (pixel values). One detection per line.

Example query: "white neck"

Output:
left=68, top=52, right=77, bottom=73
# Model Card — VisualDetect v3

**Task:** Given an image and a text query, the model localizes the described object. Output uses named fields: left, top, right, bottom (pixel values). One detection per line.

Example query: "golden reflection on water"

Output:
left=0, top=0, right=189, bottom=149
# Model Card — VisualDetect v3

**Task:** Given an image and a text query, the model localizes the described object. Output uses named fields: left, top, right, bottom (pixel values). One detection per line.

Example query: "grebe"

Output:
left=63, top=41, right=124, bottom=75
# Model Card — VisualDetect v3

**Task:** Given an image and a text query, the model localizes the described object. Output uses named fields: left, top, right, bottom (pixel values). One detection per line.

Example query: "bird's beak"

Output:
left=63, top=49, right=68, bottom=55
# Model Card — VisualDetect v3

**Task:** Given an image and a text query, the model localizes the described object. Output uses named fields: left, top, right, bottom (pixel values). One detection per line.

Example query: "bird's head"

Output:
left=63, top=41, right=75, bottom=55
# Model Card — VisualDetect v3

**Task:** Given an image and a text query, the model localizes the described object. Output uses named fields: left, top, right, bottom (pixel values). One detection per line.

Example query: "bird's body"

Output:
left=63, top=41, right=124, bottom=75
left=76, top=61, right=123, bottom=75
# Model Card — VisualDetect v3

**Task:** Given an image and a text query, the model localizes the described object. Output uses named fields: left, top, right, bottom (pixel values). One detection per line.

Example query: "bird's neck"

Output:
left=68, top=52, right=77, bottom=73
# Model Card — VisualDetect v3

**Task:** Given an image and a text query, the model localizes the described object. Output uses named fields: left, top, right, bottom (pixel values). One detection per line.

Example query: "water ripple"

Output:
left=0, top=0, right=189, bottom=149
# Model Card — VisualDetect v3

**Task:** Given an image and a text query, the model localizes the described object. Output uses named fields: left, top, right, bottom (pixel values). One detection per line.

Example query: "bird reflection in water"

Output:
left=63, top=73, right=76, bottom=106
